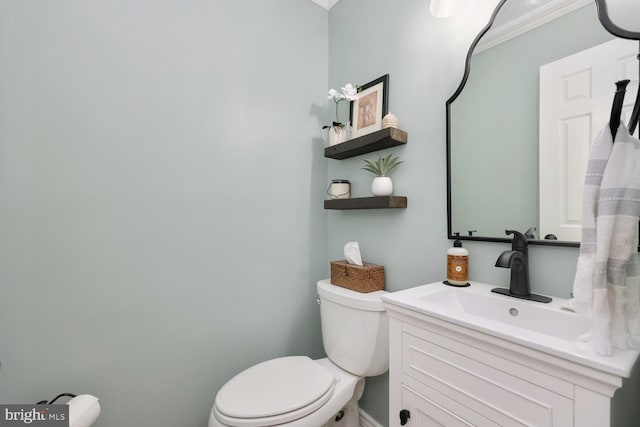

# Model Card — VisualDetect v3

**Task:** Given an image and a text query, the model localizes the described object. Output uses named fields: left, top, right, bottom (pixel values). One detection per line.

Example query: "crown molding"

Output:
left=475, top=0, right=592, bottom=54
left=309, top=0, right=341, bottom=10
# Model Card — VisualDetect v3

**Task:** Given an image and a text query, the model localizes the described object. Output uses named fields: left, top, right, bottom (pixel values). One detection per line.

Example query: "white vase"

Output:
left=372, top=176, right=393, bottom=196
left=328, top=126, right=347, bottom=146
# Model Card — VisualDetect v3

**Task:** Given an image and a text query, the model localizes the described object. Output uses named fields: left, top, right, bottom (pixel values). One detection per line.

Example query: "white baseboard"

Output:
left=359, top=409, right=384, bottom=427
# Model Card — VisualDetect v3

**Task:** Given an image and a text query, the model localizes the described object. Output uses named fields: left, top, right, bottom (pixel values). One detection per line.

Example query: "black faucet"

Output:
left=492, top=229, right=552, bottom=303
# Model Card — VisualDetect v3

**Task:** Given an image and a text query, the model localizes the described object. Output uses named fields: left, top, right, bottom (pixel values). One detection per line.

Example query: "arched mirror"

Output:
left=447, top=0, right=640, bottom=246
left=595, top=0, right=640, bottom=40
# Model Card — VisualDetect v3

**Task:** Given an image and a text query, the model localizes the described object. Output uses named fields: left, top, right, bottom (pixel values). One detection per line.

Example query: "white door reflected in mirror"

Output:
left=539, top=38, right=639, bottom=241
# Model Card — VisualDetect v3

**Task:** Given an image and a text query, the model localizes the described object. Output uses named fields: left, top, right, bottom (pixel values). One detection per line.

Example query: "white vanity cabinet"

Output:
left=383, top=288, right=640, bottom=427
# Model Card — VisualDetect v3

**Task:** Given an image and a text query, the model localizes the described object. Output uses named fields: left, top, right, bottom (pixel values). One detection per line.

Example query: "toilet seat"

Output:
left=213, top=356, right=335, bottom=427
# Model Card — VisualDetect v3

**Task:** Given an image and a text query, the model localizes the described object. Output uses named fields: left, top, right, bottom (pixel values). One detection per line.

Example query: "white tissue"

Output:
left=344, top=242, right=363, bottom=266
left=68, top=394, right=100, bottom=427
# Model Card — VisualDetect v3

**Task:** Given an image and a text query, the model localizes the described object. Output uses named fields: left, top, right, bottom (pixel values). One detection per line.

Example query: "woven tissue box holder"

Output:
left=330, top=260, right=385, bottom=293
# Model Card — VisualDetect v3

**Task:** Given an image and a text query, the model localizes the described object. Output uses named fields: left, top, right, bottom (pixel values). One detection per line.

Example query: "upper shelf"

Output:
left=324, top=127, right=408, bottom=160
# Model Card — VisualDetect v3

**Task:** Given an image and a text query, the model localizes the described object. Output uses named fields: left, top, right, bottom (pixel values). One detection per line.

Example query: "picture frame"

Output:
left=350, top=74, right=389, bottom=138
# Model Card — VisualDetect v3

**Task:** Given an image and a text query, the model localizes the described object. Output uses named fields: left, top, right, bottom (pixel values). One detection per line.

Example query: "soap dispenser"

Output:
left=447, top=233, right=469, bottom=286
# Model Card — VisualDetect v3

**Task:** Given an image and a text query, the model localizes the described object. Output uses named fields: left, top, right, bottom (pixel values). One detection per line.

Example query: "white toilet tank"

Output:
left=317, top=280, right=389, bottom=377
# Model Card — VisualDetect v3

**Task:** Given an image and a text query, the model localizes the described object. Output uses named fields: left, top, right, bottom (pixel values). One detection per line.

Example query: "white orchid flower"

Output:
left=341, top=83, right=358, bottom=101
left=328, top=88, right=345, bottom=101
left=326, top=82, right=358, bottom=129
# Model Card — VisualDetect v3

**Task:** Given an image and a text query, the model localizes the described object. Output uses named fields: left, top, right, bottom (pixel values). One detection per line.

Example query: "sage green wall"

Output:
left=0, top=1, right=328, bottom=426
left=452, top=4, right=614, bottom=238
left=1, top=1, right=632, bottom=427
left=328, top=0, right=586, bottom=425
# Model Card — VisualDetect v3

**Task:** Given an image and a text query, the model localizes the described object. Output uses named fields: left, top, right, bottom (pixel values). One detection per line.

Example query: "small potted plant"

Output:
left=323, top=83, right=358, bottom=146
left=362, top=153, right=403, bottom=196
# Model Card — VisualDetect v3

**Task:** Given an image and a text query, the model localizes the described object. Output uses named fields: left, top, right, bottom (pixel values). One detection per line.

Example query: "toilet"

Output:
left=209, top=279, right=389, bottom=427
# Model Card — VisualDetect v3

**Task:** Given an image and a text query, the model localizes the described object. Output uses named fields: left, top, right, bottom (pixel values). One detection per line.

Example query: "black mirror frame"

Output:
left=445, top=0, right=585, bottom=248
left=447, top=0, right=640, bottom=247
left=594, top=0, right=640, bottom=40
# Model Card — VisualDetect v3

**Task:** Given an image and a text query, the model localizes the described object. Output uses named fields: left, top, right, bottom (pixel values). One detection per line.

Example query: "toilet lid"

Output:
left=215, top=356, right=335, bottom=423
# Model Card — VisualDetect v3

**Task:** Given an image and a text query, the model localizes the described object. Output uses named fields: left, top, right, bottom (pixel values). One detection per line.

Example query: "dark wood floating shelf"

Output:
left=324, top=196, right=408, bottom=210
left=324, top=127, right=408, bottom=160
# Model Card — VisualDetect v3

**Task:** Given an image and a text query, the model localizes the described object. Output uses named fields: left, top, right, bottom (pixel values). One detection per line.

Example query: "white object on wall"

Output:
left=68, top=395, right=100, bottom=427
left=429, top=0, right=468, bottom=18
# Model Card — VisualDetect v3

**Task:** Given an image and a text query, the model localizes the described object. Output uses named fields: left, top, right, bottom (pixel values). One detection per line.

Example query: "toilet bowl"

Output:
left=209, top=280, right=389, bottom=427
left=210, top=357, right=362, bottom=427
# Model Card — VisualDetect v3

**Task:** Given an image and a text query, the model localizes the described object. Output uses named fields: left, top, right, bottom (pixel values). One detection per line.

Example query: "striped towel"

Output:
left=571, top=124, right=640, bottom=356
left=570, top=126, right=613, bottom=322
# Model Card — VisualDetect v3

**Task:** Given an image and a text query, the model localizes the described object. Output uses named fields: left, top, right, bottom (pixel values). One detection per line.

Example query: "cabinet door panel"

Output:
left=402, top=376, right=502, bottom=427
left=402, top=333, right=573, bottom=427
left=402, top=323, right=573, bottom=398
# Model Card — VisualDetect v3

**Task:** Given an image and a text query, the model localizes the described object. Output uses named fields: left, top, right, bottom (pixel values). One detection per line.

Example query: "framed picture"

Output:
left=350, top=74, right=389, bottom=138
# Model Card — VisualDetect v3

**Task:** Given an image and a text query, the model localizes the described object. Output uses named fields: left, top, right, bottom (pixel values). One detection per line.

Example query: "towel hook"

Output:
left=610, top=79, right=630, bottom=141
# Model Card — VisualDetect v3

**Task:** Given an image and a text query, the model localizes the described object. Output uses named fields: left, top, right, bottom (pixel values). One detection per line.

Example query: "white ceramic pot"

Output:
left=371, top=176, right=393, bottom=196
left=329, top=126, right=346, bottom=146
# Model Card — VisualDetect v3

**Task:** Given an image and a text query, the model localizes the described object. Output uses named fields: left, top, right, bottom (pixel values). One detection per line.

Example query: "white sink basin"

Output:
left=382, top=281, right=639, bottom=377
left=419, top=285, right=588, bottom=340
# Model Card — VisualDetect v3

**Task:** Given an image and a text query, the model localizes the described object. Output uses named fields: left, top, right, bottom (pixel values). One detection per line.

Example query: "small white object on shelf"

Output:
left=372, top=176, right=393, bottom=196
left=328, top=179, right=350, bottom=199
left=382, top=113, right=398, bottom=129
left=328, top=123, right=352, bottom=146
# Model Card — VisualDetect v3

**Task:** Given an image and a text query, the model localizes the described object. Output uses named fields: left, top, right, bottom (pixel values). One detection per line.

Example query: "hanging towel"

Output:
left=571, top=124, right=640, bottom=356
left=570, top=125, right=613, bottom=323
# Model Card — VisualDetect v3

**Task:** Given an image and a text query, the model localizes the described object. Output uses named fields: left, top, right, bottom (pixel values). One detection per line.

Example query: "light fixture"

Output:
left=429, top=0, right=468, bottom=18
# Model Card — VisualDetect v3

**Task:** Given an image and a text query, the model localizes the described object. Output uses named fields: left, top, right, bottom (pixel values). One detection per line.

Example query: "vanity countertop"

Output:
left=382, top=281, right=640, bottom=378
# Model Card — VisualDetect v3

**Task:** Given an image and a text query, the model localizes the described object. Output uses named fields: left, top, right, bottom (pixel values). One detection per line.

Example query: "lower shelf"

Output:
left=324, top=196, right=408, bottom=210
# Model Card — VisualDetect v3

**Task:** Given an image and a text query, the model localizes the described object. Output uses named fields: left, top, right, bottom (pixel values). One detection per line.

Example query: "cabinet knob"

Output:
left=399, top=409, right=411, bottom=425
